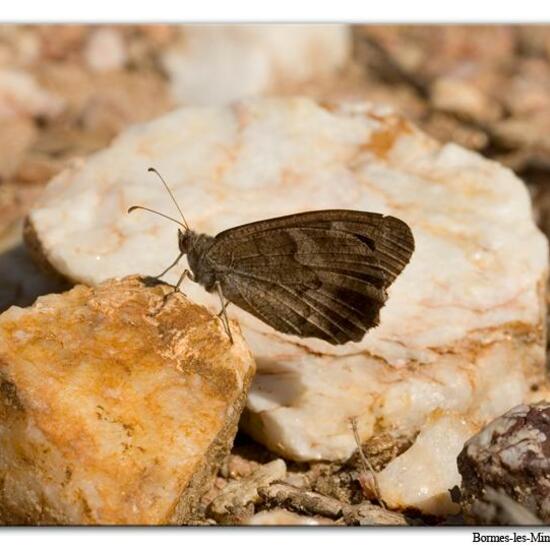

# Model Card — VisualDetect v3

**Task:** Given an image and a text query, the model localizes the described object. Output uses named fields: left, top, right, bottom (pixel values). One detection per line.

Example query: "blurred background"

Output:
left=1, top=24, right=550, bottom=312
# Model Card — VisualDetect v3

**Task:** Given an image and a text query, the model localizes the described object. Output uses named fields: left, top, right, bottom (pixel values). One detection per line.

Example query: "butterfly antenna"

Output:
left=127, top=205, right=186, bottom=227
left=147, top=167, right=189, bottom=230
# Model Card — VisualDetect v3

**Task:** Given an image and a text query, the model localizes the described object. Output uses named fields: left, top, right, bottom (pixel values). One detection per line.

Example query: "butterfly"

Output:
left=129, top=168, right=415, bottom=345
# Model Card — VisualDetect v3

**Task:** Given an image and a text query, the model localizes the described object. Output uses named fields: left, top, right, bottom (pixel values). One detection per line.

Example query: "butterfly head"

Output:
left=178, top=228, right=193, bottom=255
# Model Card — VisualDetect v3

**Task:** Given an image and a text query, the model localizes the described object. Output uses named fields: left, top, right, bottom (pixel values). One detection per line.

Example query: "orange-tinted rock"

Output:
left=0, top=276, right=255, bottom=524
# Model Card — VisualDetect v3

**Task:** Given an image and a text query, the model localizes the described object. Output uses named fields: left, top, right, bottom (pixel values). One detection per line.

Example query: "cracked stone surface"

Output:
left=25, top=96, right=548, bottom=514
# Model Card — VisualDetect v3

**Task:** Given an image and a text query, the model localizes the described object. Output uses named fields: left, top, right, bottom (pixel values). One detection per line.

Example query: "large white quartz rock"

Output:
left=161, top=25, right=351, bottom=105
left=26, top=97, right=548, bottom=515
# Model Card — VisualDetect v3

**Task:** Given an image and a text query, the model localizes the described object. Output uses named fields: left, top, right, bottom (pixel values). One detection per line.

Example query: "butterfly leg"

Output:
left=157, top=269, right=195, bottom=311
left=155, top=251, right=184, bottom=280
left=215, top=280, right=234, bottom=344
left=217, top=300, right=230, bottom=313
left=174, top=268, right=194, bottom=292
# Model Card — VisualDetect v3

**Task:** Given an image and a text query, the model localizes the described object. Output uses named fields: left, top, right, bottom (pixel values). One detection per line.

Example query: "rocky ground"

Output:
left=1, top=25, right=550, bottom=526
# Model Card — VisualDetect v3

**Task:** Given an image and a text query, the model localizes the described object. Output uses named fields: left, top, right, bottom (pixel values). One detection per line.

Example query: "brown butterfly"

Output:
left=129, top=168, right=415, bottom=345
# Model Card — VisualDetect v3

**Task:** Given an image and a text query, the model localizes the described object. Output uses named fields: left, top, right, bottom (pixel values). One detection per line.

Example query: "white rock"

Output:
left=377, top=413, right=477, bottom=515
left=245, top=509, right=325, bottom=525
left=84, top=27, right=127, bottom=73
left=26, top=97, right=548, bottom=514
left=0, top=68, right=65, bottom=120
left=162, top=25, right=351, bottom=105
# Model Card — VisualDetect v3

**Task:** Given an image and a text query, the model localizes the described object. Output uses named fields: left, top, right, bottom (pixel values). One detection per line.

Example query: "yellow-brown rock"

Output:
left=0, top=276, right=255, bottom=525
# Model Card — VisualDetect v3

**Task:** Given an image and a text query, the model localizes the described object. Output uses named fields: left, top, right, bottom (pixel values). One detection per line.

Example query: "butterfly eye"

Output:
left=178, top=229, right=190, bottom=253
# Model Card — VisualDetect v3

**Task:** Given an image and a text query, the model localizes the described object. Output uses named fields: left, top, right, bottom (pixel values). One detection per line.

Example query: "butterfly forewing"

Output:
left=203, top=210, right=414, bottom=345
